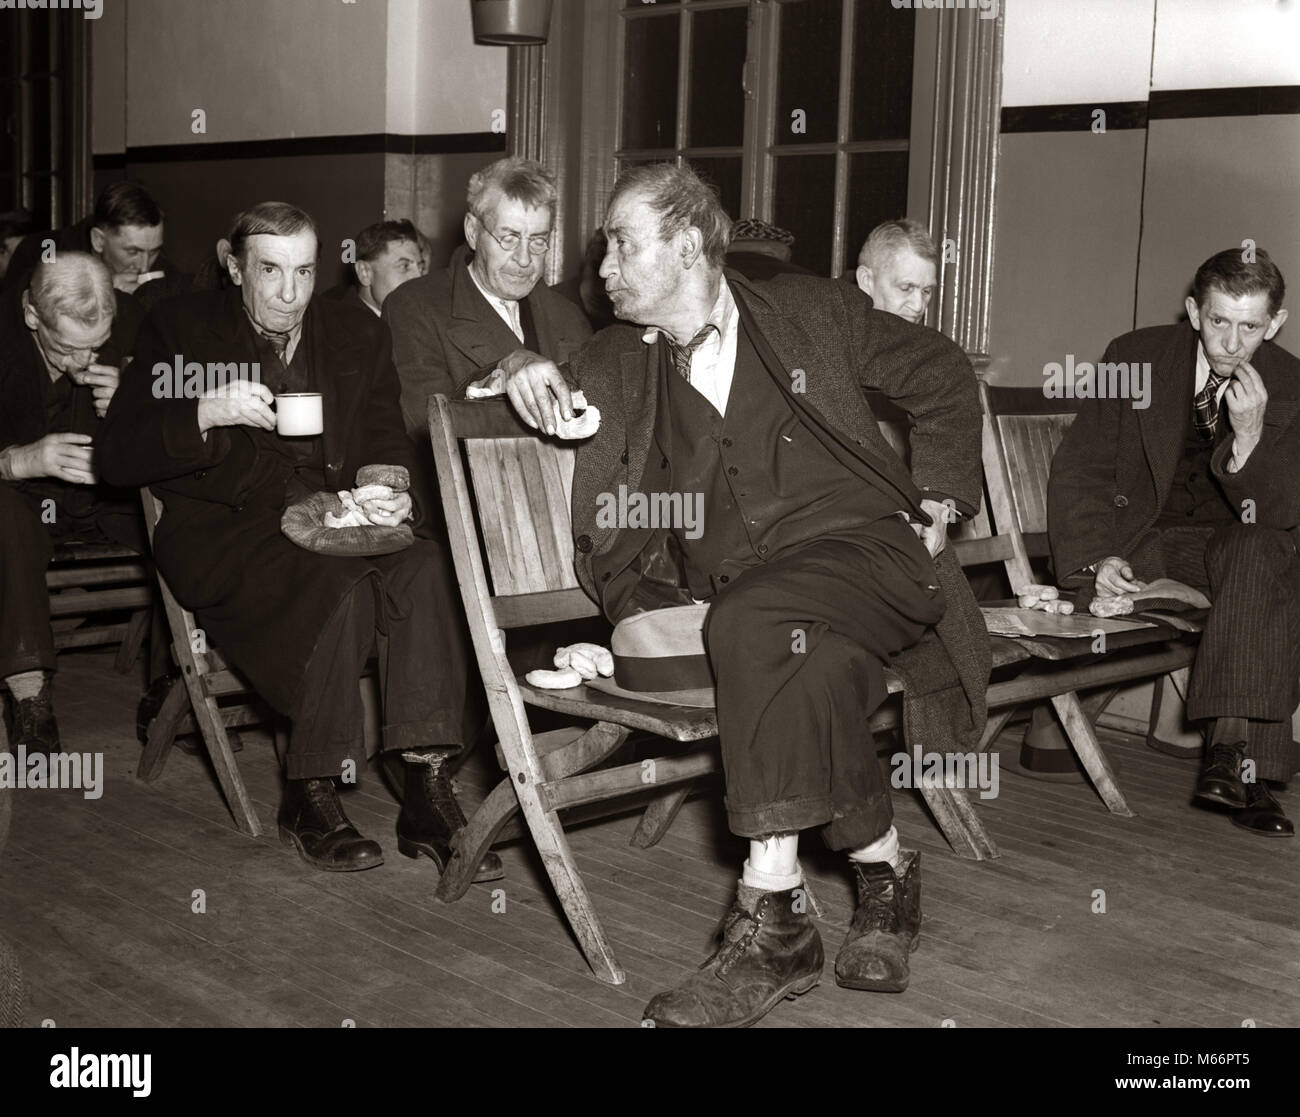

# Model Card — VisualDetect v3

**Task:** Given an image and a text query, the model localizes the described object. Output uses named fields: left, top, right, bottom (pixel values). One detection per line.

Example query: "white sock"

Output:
left=848, top=826, right=901, bottom=870
left=741, top=858, right=802, bottom=892
left=5, top=670, right=44, bottom=701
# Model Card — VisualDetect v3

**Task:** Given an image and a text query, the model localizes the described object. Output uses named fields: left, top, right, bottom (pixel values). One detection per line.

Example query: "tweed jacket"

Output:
left=565, top=269, right=991, bottom=747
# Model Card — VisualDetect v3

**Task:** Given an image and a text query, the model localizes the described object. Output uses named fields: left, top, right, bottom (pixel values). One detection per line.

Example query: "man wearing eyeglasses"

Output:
left=0, top=253, right=145, bottom=755
left=383, top=157, right=592, bottom=532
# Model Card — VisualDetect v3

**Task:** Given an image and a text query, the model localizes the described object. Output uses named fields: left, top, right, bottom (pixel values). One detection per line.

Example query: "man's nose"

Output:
left=280, top=274, right=299, bottom=302
left=598, top=252, right=616, bottom=280
left=511, top=239, right=532, bottom=266
left=1224, top=328, right=1242, bottom=353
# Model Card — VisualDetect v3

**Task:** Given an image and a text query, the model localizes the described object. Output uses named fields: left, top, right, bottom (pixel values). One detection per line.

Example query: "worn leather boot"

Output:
left=396, top=750, right=504, bottom=883
left=642, top=882, right=823, bottom=1028
left=277, top=777, right=384, bottom=872
left=8, top=677, right=60, bottom=756
left=835, top=851, right=922, bottom=993
left=1195, top=742, right=1247, bottom=809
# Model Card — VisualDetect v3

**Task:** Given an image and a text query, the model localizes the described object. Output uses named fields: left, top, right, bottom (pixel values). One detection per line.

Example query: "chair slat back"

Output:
left=979, top=384, right=1079, bottom=549
left=430, top=396, right=600, bottom=635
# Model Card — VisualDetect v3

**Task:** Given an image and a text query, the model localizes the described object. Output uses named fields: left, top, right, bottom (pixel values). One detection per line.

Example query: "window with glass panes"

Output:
left=616, top=0, right=916, bottom=277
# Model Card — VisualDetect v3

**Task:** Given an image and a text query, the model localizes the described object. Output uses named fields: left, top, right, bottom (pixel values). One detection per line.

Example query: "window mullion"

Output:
left=831, top=0, right=855, bottom=276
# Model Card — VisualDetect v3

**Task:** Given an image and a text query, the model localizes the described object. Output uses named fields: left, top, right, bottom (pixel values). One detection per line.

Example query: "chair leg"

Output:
left=183, top=677, right=263, bottom=837
left=630, top=784, right=692, bottom=849
left=137, top=676, right=189, bottom=782
left=434, top=776, right=520, bottom=904
left=114, top=608, right=151, bottom=674
left=1049, top=691, right=1135, bottom=817
left=977, top=707, right=1016, bottom=752
left=917, top=783, right=1000, bottom=860
left=516, top=777, right=626, bottom=984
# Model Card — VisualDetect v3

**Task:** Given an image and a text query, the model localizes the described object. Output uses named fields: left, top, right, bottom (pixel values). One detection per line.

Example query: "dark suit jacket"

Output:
left=383, top=246, right=593, bottom=437
left=95, top=287, right=413, bottom=708
left=1048, top=325, right=1300, bottom=582
left=566, top=269, right=990, bottom=748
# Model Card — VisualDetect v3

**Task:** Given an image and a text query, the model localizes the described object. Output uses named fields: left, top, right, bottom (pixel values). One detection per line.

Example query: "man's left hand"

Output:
left=1223, top=360, right=1268, bottom=461
left=910, top=497, right=953, bottom=559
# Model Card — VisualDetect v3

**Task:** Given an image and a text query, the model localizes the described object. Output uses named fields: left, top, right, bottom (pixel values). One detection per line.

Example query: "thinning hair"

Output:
left=859, top=218, right=938, bottom=270
left=466, top=157, right=557, bottom=221
left=27, top=252, right=115, bottom=328
left=228, top=202, right=318, bottom=263
left=1193, top=247, right=1286, bottom=318
left=607, top=163, right=731, bottom=267
left=92, top=182, right=163, bottom=231
left=355, top=219, right=420, bottom=263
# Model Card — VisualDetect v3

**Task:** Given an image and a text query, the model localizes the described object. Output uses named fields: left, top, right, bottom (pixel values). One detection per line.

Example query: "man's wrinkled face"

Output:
left=600, top=190, right=683, bottom=327
left=92, top=222, right=164, bottom=278
left=360, top=238, right=420, bottom=309
left=857, top=248, right=937, bottom=325
left=1185, top=289, right=1287, bottom=377
left=228, top=230, right=318, bottom=335
left=23, top=302, right=112, bottom=378
left=465, top=193, right=552, bottom=302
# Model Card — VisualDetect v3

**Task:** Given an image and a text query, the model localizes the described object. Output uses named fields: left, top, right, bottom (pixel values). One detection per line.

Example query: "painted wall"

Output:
left=89, top=0, right=508, bottom=282
left=989, top=0, right=1300, bottom=386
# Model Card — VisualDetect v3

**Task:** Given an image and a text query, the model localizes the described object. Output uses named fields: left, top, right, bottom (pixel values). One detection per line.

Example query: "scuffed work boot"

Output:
left=396, top=749, right=504, bottom=883
left=643, top=882, right=823, bottom=1028
left=835, top=851, right=922, bottom=993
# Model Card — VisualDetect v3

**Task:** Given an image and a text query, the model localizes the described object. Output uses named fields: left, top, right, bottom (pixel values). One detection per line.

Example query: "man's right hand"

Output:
left=6, top=433, right=97, bottom=484
left=1094, top=555, right=1146, bottom=597
left=196, top=380, right=276, bottom=437
left=496, top=348, right=573, bottom=437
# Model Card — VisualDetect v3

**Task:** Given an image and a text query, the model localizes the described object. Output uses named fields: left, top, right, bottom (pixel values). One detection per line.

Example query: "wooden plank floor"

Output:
left=1, top=648, right=1296, bottom=1028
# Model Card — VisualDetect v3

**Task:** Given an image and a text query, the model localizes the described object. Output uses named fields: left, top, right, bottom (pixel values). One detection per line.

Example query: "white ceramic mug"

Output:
left=275, top=392, right=323, bottom=437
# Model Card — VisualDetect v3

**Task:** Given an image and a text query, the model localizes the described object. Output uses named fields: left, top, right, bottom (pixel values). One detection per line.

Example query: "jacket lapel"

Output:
left=1138, top=328, right=1197, bottom=499
left=446, top=257, right=523, bottom=369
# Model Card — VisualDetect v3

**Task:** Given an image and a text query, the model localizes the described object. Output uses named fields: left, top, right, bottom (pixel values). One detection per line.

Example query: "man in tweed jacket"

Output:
left=488, top=164, right=988, bottom=1027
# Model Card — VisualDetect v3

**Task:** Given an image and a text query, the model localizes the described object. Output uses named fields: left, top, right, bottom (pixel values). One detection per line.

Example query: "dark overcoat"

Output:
left=565, top=269, right=991, bottom=749
left=1048, top=324, right=1300, bottom=582
left=96, top=287, right=416, bottom=711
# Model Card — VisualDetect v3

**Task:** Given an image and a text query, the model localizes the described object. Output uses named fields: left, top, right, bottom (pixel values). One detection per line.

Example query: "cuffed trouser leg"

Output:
left=0, top=483, right=56, bottom=679
left=702, top=520, right=945, bottom=851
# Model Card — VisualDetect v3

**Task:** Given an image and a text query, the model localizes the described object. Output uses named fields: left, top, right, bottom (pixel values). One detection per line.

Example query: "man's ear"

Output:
left=1184, top=295, right=1201, bottom=331
left=463, top=213, right=479, bottom=252
left=89, top=226, right=107, bottom=256
left=856, top=265, right=874, bottom=297
left=355, top=259, right=374, bottom=288
left=679, top=227, right=704, bottom=269
left=21, top=291, right=39, bottom=331
left=1265, top=307, right=1289, bottom=341
left=225, top=250, right=243, bottom=287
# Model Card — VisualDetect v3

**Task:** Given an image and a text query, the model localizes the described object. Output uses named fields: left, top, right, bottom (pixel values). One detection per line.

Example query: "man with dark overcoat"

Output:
left=1049, top=247, right=1298, bottom=836
left=97, top=202, right=500, bottom=880
left=487, top=164, right=989, bottom=1027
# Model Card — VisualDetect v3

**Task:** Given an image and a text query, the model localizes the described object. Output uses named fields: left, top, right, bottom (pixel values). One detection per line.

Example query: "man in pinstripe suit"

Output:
left=1050, top=248, right=1298, bottom=836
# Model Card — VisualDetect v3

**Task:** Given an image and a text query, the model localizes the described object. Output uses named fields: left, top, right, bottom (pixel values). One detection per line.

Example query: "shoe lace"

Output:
left=1207, top=742, right=1244, bottom=771
left=712, top=903, right=762, bottom=975
left=426, top=765, right=468, bottom=829
left=303, top=779, right=349, bottom=829
left=856, top=873, right=898, bottom=934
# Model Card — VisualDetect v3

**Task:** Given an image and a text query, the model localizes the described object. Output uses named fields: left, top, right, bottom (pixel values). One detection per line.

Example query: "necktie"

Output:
left=1192, top=371, right=1227, bottom=440
left=263, top=331, right=291, bottom=366
left=664, top=325, right=717, bottom=384
left=500, top=299, right=523, bottom=342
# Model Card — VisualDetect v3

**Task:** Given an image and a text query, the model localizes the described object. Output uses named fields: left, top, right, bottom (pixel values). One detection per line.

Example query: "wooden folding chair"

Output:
left=135, top=489, right=267, bottom=837
left=977, top=382, right=1205, bottom=814
left=430, top=394, right=1008, bottom=983
left=46, top=542, right=152, bottom=673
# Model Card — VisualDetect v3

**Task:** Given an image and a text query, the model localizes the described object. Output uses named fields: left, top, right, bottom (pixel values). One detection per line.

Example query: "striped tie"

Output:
left=1192, top=371, right=1227, bottom=440
left=664, top=325, right=717, bottom=385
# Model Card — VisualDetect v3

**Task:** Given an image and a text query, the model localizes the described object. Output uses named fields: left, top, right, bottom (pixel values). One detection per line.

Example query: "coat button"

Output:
left=576, top=534, right=593, bottom=554
left=620, top=449, right=628, bottom=464
left=727, top=466, right=738, bottom=476
left=1113, top=494, right=1129, bottom=508
left=722, top=437, right=733, bottom=448
left=757, top=543, right=769, bottom=556
left=660, top=456, right=668, bottom=469
left=719, top=575, right=730, bottom=584
left=194, top=469, right=206, bottom=479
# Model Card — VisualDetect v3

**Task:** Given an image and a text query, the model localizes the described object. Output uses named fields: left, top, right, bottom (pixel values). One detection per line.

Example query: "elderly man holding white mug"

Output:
left=98, top=202, right=499, bottom=881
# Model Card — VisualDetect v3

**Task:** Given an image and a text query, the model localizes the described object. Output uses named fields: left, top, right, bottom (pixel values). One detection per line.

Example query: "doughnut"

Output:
left=525, top=667, right=583, bottom=689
